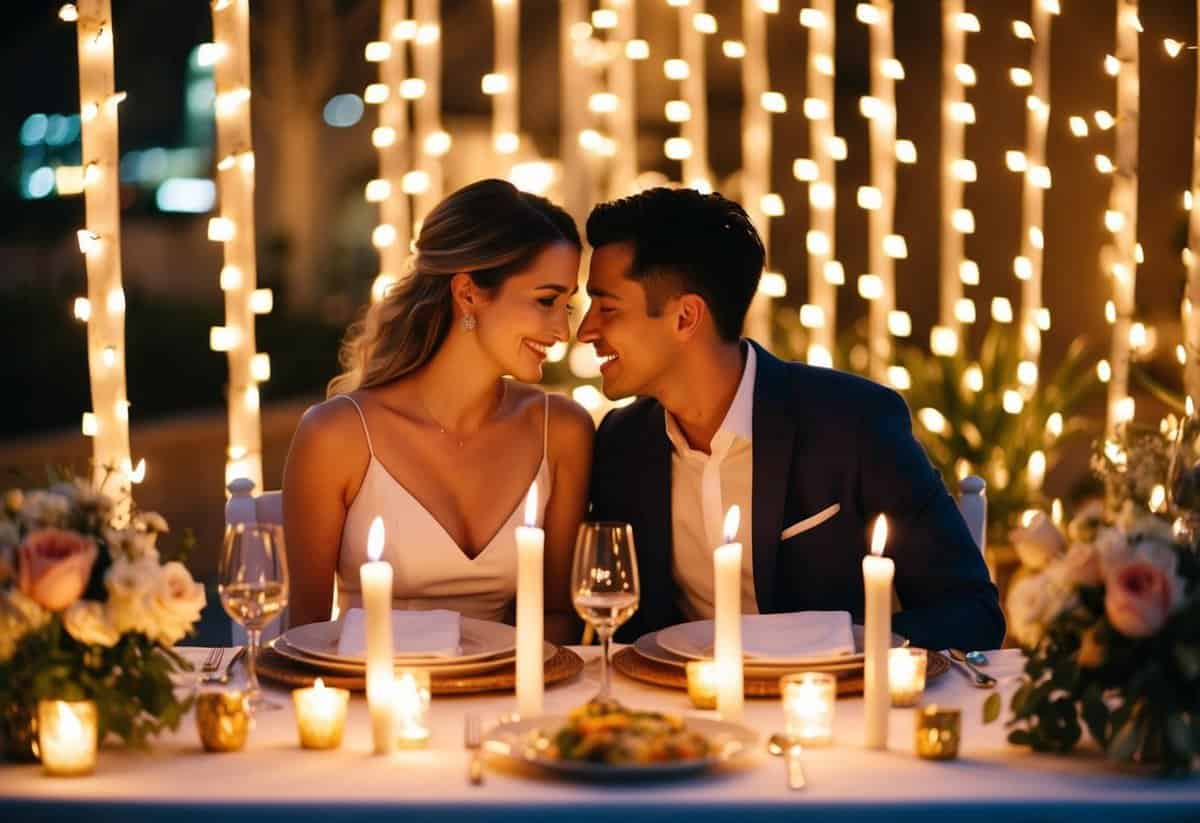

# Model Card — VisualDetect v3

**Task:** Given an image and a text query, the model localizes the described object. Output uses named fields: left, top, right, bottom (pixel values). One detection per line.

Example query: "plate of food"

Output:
left=483, top=700, right=757, bottom=780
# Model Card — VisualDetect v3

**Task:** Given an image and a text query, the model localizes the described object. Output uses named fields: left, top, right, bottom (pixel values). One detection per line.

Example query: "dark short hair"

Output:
left=586, top=187, right=764, bottom=341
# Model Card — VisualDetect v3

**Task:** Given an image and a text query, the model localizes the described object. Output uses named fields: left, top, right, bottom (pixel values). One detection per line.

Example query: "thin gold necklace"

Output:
left=418, top=380, right=506, bottom=447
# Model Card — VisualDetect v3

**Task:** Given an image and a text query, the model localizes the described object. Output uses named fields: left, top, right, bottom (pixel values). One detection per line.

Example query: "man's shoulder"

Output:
left=596, top=396, right=663, bottom=443
left=765, top=354, right=905, bottom=418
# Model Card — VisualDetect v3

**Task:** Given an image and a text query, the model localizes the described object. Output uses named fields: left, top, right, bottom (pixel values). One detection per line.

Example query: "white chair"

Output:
left=956, top=475, right=987, bottom=554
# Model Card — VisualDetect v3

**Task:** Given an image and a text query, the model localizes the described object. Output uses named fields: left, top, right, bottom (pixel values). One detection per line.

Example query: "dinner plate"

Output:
left=483, top=714, right=757, bottom=781
left=646, top=624, right=906, bottom=669
left=267, top=636, right=555, bottom=677
left=282, top=617, right=516, bottom=665
left=633, top=630, right=865, bottom=676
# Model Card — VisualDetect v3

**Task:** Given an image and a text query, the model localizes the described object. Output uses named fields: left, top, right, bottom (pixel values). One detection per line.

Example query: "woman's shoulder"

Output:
left=295, top=394, right=368, bottom=444
left=506, top=383, right=594, bottom=447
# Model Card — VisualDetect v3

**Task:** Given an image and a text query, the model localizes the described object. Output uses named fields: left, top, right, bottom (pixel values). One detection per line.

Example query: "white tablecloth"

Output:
left=1, top=647, right=1197, bottom=821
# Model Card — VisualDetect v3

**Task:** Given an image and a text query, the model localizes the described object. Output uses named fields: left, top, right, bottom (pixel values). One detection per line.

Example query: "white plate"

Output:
left=283, top=617, right=516, bottom=665
left=483, top=714, right=756, bottom=781
left=268, top=636, right=555, bottom=677
left=632, top=630, right=867, bottom=676
left=651, top=622, right=906, bottom=668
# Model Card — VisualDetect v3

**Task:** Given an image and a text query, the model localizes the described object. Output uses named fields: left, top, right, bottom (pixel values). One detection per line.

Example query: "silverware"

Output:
left=965, top=650, right=989, bottom=667
left=946, top=648, right=997, bottom=688
left=767, top=733, right=806, bottom=790
left=465, top=714, right=484, bottom=786
left=200, top=647, right=224, bottom=674
left=201, top=647, right=246, bottom=685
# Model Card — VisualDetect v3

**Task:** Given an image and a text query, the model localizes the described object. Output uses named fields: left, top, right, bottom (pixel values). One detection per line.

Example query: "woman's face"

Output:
left=473, top=243, right=580, bottom=383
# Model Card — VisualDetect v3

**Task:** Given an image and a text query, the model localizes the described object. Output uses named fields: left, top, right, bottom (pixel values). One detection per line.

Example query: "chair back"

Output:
left=956, top=475, right=987, bottom=554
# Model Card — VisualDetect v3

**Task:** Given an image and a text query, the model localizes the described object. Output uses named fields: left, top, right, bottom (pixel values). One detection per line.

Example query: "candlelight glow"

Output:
left=523, top=482, right=538, bottom=527
left=367, top=516, right=385, bottom=562
left=723, top=506, right=741, bottom=543
left=870, top=515, right=887, bottom=557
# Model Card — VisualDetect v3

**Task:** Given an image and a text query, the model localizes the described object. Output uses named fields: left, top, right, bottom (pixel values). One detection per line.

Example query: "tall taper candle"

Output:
left=361, top=516, right=394, bottom=754
left=714, top=505, right=744, bottom=722
left=515, top=482, right=544, bottom=718
left=863, top=514, right=893, bottom=749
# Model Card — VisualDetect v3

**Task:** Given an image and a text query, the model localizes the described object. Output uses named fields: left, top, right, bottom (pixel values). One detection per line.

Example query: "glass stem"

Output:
left=245, top=627, right=261, bottom=696
left=597, top=628, right=613, bottom=700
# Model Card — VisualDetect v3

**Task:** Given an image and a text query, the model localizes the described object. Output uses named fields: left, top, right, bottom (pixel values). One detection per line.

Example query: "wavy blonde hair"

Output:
left=328, top=179, right=580, bottom=396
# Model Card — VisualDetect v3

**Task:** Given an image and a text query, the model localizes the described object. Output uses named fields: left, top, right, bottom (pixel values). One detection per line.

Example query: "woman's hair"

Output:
left=327, top=179, right=580, bottom=396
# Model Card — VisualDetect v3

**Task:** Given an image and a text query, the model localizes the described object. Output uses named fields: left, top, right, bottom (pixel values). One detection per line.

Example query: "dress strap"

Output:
left=339, top=394, right=376, bottom=458
left=542, top=392, right=550, bottom=464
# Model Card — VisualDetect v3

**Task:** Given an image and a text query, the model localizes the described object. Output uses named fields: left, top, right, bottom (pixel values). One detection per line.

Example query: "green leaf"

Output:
left=1081, top=688, right=1110, bottom=745
left=1008, top=729, right=1033, bottom=747
left=1174, top=643, right=1200, bottom=681
left=983, top=692, right=1002, bottom=724
left=1166, top=713, right=1195, bottom=760
left=1108, top=714, right=1142, bottom=762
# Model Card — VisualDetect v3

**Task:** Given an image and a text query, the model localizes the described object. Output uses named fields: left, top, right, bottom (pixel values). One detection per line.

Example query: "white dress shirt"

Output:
left=665, top=343, right=757, bottom=620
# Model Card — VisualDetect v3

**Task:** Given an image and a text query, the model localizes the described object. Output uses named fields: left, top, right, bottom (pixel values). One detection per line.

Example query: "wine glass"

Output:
left=571, top=522, right=639, bottom=701
left=219, top=523, right=289, bottom=712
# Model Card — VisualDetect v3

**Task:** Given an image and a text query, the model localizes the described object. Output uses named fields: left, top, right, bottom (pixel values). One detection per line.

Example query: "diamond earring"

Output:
left=462, top=314, right=477, bottom=332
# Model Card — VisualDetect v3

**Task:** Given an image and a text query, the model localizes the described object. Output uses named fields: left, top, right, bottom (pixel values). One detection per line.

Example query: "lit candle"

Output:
left=514, top=482, right=544, bottom=718
left=888, top=647, right=927, bottom=707
left=361, top=515, right=394, bottom=754
left=37, top=700, right=97, bottom=776
left=714, top=505, right=744, bottom=722
left=863, top=514, right=894, bottom=749
left=780, top=672, right=836, bottom=746
left=194, top=688, right=250, bottom=752
left=685, top=660, right=719, bottom=710
left=392, top=668, right=431, bottom=746
left=292, top=677, right=350, bottom=750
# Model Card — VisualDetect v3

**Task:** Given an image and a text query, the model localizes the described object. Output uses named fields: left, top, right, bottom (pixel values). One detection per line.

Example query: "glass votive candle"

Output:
left=915, top=704, right=961, bottom=760
left=195, top=688, right=250, bottom=753
left=292, top=677, right=350, bottom=750
left=392, top=668, right=431, bottom=747
left=37, top=700, right=98, bottom=776
left=779, top=672, right=836, bottom=746
left=686, top=660, right=719, bottom=710
left=888, top=648, right=928, bottom=707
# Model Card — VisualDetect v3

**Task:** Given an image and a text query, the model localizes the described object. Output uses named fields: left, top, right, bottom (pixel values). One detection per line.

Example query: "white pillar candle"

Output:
left=515, top=483, right=544, bottom=718
left=863, top=514, right=893, bottom=749
left=361, top=515, right=394, bottom=754
left=714, top=505, right=744, bottom=722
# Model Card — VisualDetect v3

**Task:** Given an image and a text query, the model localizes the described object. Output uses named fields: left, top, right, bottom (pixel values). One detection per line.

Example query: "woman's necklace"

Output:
left=418, top=380, right=507, bottom=447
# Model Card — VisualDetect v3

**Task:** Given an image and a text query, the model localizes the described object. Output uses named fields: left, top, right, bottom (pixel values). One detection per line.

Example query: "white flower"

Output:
left=104, top=526, right=159, bottom=563
left=1006, top=571, right=1075, bottom=648
left=1115, top=501, right=1174, bottom=544
left=104, top=556, right=161, bottom=636
left=145, top=561, right=206, bottom=646
left=18, top=491, right=71, bottom=530
left=133, top=511, right=169, bottom=534
left=63, top=600, right=119, bottom=647
left=1066, top=499, right=1106, bottom=543
left=0, top=590, right=49, bottom=663
left=1011, top=511, right=1067, bottom=571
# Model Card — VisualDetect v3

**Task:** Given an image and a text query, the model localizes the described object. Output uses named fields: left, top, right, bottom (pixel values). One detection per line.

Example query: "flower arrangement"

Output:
left=0, top=476, right=205, bottom=757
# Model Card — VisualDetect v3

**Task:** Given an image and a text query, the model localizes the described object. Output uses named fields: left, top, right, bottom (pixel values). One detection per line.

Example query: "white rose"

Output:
left=104, top=556, right=160, bottom=636
left=1006, top=571, right=1075, bottom=648
left=0, top=590, right=49, bottom=662
left=19, top=491, right=71, bottom=529
left=134, top=511, right=169, bottom=534
left=104, top=526, right=160, bottom=563
left=1011, top=511, right=1067, bottom=570
left=145, top=561, right=206, bottom=646
left=1095, top=526, right=1133, bottom=577
left=63, top=600, right=119, bottom=647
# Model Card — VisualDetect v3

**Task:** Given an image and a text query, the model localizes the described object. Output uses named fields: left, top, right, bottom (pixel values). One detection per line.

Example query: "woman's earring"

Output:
left=462, top=314, right=477, bottom=332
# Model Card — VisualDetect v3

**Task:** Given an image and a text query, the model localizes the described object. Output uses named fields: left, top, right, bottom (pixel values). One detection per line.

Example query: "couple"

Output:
left=282, top=179, right=1005, bottom=652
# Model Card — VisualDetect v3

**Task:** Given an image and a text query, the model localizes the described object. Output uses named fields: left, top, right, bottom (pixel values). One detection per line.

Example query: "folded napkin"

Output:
left=336, top=608, right=463, bottom=658
left=739, top=611, right=855, bottom=659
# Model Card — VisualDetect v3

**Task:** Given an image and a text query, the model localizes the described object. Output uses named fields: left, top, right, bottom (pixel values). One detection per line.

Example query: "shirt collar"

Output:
left=664, top=341, right=756, bottom=453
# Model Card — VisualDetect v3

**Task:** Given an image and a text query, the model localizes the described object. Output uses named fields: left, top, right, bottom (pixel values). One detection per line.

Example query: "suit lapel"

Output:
left=750, top=341, right=800, bottom=613
left=635, top=409, right=675, bottom=628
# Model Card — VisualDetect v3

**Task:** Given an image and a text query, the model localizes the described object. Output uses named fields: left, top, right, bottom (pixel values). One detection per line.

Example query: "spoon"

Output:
left=946, top=648, right=997, bottom=688
left=767, top=733, right=806, bottom=790
left=965, top=650, right=989, bottom=667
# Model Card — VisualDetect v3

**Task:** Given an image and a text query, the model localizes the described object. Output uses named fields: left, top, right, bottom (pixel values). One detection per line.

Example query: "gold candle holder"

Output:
left=915, top=704, right=961, bottom=760
left=292, top=678, right=350, bottom=750
left=196, top=689, right=250, bottom=753
left=37, top=700, right=98, bottom=777
left=685, top=660, right=719, bottom=710
left=392, top=668, right=431, bottom=747
left=888, top=648, right=928, bottom=707
left=780, top=672, right=836, bottom=747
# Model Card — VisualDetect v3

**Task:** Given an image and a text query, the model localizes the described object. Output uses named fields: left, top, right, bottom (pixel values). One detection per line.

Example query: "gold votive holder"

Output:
left=915, top=704, right=961, bottom=760
left=685, top=660, right=719, bottom=710
left=195, top=689, right=250, bottom=753
left=36, top=700, right=98, bottom=777
left=292, top=677, right=350, bottom=750
left=780, top=672, right=836, bottom=747
left=888, top=648, right=928, bottom=707
left=392, top=668, right=431, bottom=747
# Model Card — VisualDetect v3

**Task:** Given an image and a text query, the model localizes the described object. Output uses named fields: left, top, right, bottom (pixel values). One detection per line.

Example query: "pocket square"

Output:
left=780, top=504, right=841, bottom=541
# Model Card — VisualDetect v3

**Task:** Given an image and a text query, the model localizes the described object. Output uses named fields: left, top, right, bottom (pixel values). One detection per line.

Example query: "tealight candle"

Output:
left=862, top=514, right=894, bottom=749
left=713, top=505, right=744, bottom=722
left=361, top=516, right=395, bottom=754
left=915, top=705, right=961, bottom=760
left=780, top=672, right=836, bottom=746
left=685, top=660, right=719, bottom=710
left=888, top=648, right=928, bottom=707
left=194, top=689, right=250, bottom=753
left=292, top=677, right=350, bottom=750
left=37, top=700, right=97, bottom=776
left=392, top=668, right=431, bottom=747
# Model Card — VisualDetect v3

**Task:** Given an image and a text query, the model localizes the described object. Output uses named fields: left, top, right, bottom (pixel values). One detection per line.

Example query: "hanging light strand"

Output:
left=679, top=0, right=710, bottom=192
left=1178, top=12, right=1200, bottom=406
left=603, top=0, right=637, bottom=197
left=490, top=0, right=519, bottom=167
left=802, top=0, right=837, bottom=366
left=939, top=1, right=978, bottom=334
left=741, top=0, right=775, bottom=346
left=412, top=0, right=444, bottom=226
left=370, top=0, right=412, bottom=303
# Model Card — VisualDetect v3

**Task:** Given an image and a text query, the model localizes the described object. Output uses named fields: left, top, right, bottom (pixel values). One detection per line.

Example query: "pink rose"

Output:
left=1104, top=561, right=1173, bottom=638
left=17, top=528, right=98, bottom=612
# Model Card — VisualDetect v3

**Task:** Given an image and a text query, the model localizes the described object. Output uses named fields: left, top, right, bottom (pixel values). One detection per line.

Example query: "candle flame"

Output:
left=57, top=702, right=83, bottom=738
left=723, top=505, right=741, bottom=543
left=313, top=677, right=325, bottom=690
left=870, top=515, right=888, bottom=557
left=367, top=516, right=385, bottom=562
left=523, top=482, right=538, bottom=527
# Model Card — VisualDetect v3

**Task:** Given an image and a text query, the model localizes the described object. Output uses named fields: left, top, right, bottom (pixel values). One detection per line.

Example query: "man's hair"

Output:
left=586, top=187, right=764, bottom=342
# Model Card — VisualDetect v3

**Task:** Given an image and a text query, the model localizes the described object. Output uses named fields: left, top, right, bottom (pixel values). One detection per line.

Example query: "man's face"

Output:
left=577, top=242, right=680, bottom=400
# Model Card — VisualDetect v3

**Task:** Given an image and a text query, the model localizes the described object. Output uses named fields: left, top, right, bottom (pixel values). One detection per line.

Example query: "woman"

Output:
left=283, top=179, right=593, bottom=644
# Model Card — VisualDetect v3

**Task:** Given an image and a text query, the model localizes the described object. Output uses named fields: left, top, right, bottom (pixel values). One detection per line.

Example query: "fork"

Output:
left=464, top=714, right=484, bottom=786
left=200, top=647, right=224, bottom=676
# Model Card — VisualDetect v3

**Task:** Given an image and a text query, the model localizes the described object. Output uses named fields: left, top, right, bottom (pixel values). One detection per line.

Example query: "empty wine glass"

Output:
left=219, top=523, right=289, bottom=712
left=571, top=522, right=639, bottom=701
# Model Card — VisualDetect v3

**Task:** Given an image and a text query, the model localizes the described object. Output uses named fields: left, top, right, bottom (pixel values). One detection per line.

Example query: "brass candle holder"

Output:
left=196, top=689, right=250, bottom=753
left=914, top=704, right=961, bottom=760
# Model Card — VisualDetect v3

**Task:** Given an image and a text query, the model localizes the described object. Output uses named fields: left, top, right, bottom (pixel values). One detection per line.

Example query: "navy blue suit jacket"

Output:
left=589, top=341, right=1006, bottom=651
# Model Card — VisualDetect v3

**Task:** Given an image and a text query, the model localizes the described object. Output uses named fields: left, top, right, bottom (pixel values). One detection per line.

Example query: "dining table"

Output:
left=1, top=645, right=1197, bottom=822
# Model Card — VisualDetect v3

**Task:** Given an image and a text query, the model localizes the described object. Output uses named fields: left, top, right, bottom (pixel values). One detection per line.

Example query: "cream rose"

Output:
left=64, top=600, right=119, bottom=647
left=145, top=562, right=206, bottom=646
left=1051, top=542, right=1104, bottom=589
left=1011, top=511, right=1067, bottom=570
left=104, top=556, right=160, bottom=636
left=17, top=528, right=98, bottom=612
left=1005, top=572, right=1075, bottom=648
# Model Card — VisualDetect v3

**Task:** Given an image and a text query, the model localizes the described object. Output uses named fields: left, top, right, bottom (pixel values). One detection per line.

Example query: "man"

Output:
left=578, top=187, right=1005, bottom=651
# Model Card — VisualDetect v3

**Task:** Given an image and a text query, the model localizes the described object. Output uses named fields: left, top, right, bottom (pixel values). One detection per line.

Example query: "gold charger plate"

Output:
left=612, top=646, right=950, bottom=697
left=257, top=644, right=584, bottom=695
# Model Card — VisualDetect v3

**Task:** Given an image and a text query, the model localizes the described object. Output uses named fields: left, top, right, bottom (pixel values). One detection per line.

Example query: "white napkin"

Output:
left=739, top=611, right=855, bottom=659
left=336, top=609, right=463, bottom=658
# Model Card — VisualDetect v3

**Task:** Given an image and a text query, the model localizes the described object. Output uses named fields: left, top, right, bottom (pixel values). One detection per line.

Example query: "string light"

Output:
left=741, top=0, right=776, bottom=346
